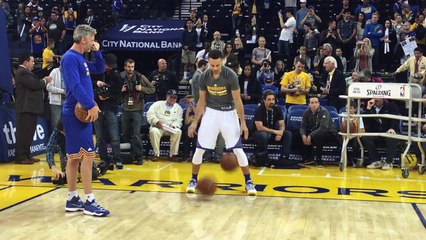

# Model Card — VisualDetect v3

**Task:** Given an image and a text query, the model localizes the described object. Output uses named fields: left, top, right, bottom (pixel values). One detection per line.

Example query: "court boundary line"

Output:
left=412, top=203, right=426, bottom=229
left=0, top=185, right=12, bottom=191
left=0, top=186, right=59, bottom=212
left=260, top=173, right=426, bottom=183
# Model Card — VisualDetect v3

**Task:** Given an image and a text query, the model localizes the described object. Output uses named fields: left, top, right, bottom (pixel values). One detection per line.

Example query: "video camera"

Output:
left=95, top=82, right=111, bottom=98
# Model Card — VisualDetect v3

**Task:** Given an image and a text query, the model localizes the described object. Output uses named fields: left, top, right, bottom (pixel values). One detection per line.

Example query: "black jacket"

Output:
left=239, top=75, right=262, bottom=105
left=14, top=66, right=46, bottom=115
left=300, top=106, right=337, bottom=138
left=364, top=102, right=399, bottom=133
left=94, top=69, right=123, bottom=112
left=323, top=68, right=346, bottom=110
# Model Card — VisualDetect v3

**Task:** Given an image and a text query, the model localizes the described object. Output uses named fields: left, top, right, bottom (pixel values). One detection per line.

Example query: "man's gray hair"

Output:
left=324, top=56, right=337, bottom=68
left=323, top=43, right=333, bottom=51
left=73, top=24, right=97, bottom=43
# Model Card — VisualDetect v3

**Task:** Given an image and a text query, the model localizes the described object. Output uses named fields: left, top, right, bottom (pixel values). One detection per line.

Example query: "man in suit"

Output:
left=320, top=56, right=346, bottom=110
left=14, top=51, right=52, bottom=164
left=84, top=8, right=97, bottom=29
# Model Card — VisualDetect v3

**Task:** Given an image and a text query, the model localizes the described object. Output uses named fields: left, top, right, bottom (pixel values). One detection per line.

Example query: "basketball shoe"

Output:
left=246, top=180, right=257, bottom=196
left=186, top=179, right=197, bottom=193
left=83, top=200, right=110, bottom=217
left=367, top=160, right=385, bottom=169
left=65, top=196, right=84, bottom=212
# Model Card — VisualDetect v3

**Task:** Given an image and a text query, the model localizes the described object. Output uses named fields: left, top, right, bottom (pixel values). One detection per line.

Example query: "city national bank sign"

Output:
left=101, top=20, right=184, bottom=51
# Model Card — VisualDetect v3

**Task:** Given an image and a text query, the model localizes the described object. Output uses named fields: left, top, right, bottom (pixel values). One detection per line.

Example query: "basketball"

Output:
left=197, top=176, right=216, bottom=195
left=220, top=152, right=239, bottom=171
left=340, top=119, right=357, bottom=133
left=74, top=102, right=90, bottom=123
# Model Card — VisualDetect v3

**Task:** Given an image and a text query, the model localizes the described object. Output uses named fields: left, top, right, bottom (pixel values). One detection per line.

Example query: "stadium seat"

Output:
left=286, top=109, right=305, bottom=131
left=287, top=104, right=308, bottom=114
left=329, top=111, right=340, bottom=131
left=323, top=105, right=337, bottom=113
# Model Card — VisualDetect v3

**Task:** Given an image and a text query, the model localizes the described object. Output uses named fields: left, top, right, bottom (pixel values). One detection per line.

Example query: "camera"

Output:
left=52, top=174, right=67, bottom=185
left=95, top=82, right=111, bottom=98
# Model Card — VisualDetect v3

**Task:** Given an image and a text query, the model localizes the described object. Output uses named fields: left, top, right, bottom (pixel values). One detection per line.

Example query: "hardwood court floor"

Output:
left=0, top=156, right=426, bottom=239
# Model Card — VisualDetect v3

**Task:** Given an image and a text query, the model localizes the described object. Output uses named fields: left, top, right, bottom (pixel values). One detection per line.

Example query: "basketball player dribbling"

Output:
left=186, top=49, right=257, bottom=196
left=61, top=25, right=109, bottom=216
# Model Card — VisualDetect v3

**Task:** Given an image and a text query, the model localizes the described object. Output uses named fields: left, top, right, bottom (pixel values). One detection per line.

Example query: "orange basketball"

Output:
left=220, top=152, right=239, bottom=171
left=340, top=120, right=357, bottom=133
left=74, top=102, right=90, bottom=123
left=197, top=176, right=217, bottom=195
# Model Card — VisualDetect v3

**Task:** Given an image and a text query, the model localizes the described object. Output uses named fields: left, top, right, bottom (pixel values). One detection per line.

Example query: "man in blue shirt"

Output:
left=364, top=12, right=383, bottom=71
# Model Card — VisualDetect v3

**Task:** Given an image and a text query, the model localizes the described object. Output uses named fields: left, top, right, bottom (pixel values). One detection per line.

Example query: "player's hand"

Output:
left=91, top=41, right=100, bottom=51
left=86, top=104, right=100, bottom=122
left=241, top=123, right=249, bottom=140
left=188, top=123, right=197, bottom=138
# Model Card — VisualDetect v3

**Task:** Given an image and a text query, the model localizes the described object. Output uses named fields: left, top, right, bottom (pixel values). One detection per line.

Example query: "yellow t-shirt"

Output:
left=280, top=70, right=311, bottom=105
left=42, top=48, right=54, bottom=69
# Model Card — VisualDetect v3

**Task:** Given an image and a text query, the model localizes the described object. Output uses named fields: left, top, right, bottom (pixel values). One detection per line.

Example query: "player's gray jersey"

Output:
left=199, top=66, right=240, bottom=111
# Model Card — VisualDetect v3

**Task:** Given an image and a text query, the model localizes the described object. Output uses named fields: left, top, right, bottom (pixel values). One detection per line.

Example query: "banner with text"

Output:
left=101, top=20, right=185, bottom=51
left=347, top=82, right=423, bottom=100
left=0, top=105, right=49, bottom=163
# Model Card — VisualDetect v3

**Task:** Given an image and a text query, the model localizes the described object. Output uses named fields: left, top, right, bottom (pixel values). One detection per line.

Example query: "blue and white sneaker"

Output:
left=65, top=196, right=84, bottom=212
left=186, top=179, right=197, bottom=193
left=246, top=180, right=257, bottom=196
left=83, top=200, right=110, bottom=217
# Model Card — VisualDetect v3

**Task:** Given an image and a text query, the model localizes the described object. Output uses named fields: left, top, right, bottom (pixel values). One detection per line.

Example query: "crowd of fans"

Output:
left=5, top=0, right=426, bottom=176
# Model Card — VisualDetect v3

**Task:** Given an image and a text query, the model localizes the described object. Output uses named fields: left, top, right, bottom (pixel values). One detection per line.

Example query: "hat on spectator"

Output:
left=104, top=53, right=118, bottom=69
left=300, top=0, right=307, bottom=3
left=32, top=17, right=40, bottom=21
left=308, top=5, right=315, bottom=9
left=167, top=89, right=178, bottom=98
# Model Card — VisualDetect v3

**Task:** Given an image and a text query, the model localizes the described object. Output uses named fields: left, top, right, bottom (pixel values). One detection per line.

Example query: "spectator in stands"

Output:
left=84, top=8, right=97, bottom=29
left=363, top=98, right=399, bottom=170
left=191, top=59, right=207, bottom=101
left=201, top=14, right=211, bottom=38
left=93, top=54, right=124, bottom=170
left=364, top=12, right=383, bottom=71
left=0, top=0, right=10, bottom=14
left=410, top=14, right=426, bottom=52
left=321, top=56, right=346, bottom=111
left=245, top=15, right=258, bottom=44
left=402, top=3, right=416, bottom=24
left=194, top=18, right=208, bottom=52
left=147, top=89, right=183, bottom=162
left=295, top=0, right=308, bottom=47
left=47, top=11, right=66, bottom=54
left=294, top=46, right=311, bottom=72
left=336, top=0, right=353, bottom=21
left=274, top=60, right=285, bottom=84
left=196, top=41, right=211, bottom=62
left=300, top=96, right=338, bottom=167
left=239, top=64, right=262, bottom=105
left=335, top=48, right=347, bottom=73
left=148, top=59, right=179, bottom=100
left=280, top=58, right=311, bottom=108
left=313, top=46, right=324, bottom=72
left=251, top=36, right=272, bottom=69
left=46, top=65, right=65, bottom=130
left=393, top=13, right=404, bottom=42
left=399, top=21, right=415, bottom=44
left=181, top=95, right=197, bottom=162
left=63, top=5, right=77, bottom=50
left=189, top=9, right=197, bottom=24
left=382, top=19, right=398, bottom=72
left=15, top=51, right=52, bottom=164
left=75, top=0, right=88, bottom=24
left=211, top=31, right=225, bottom=52
left=181, top=19, right=198, bottom=84
left=121, top=59, right=155, bottom=165
left=320, top=20, right=339, bottom=51
left=232, top=0, right=244, bottom=34
left=340, top=100, right=365, bottom=166
left=304, top=22, right=319, bottom=69
left=356, top=12, right=367, bottom=41
left=301, top=5, right=322, bottom=33
left=112, top=0, right=126, bottom=25
left=395, top=47, right=426, bottom=82
left=278, top=9, right=296, bottom=61
left=393, top=0, right=405, bottom=15
left=251, top=90, right=293, bottom=163
left=42, top=39, right=59, bottom=73
left=355, top=0, right=377, bottom=22
left=257, top=59, right=274, bottom=84
left=354, top=38, right=375, bottom=72
left=317, top=43, right=344, bottom=74
left=17, top=6, right=32, bottom=43
left=223, top=43, right=236, bottom=65
left=359, top=69, right=383, bottom=83
left=29, top=17, right=47, bottom=58
left=337, top=9, right=357, bottom=60
left=345, top=71, right=361, bottom=88
left=233, top=36, right=246, bottom=65
left=27, top=0, right=43, bottom=17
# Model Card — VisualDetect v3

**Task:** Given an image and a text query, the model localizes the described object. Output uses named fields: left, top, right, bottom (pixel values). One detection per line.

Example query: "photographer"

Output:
left=121, top=59, right=155, bottom=165
left=354, top=38, right=374, bottom=72
left=256, top=59, right=275, bottom=86
left=94, top=53, right=124, bottom=172
left=148, top=59, right=178, bottom=101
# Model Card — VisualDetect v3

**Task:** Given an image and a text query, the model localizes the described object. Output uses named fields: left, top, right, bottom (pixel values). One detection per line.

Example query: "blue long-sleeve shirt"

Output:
left=61, top=50, right=105, bottom=113
left=364, top=23, right=384, bottom=48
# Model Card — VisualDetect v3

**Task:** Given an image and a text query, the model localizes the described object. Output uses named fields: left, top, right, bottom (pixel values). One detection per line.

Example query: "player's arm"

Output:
left=232, top=89, right=249, bottom=140
left=191, top=90, right=206, bottom=127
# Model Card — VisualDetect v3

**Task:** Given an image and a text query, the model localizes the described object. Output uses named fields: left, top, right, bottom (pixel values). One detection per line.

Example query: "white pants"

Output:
left=149, top=127, right=182, bottom=157
left=198, top=107, right=241, bottom=150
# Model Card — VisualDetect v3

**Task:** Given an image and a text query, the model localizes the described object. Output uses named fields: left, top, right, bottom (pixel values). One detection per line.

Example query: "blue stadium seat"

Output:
left=244, top=108, right=256, bottom=130
left=329, top=111, right=340, bottom=131
left=244, top=104, right=259, bottom=110
left=286, top=109, right=305, bottom=131
left=323, top=105, right=337, bottom=113
left=279, top=105, right=287, bottom=122
left=287, top=104, right=308, bottom=114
